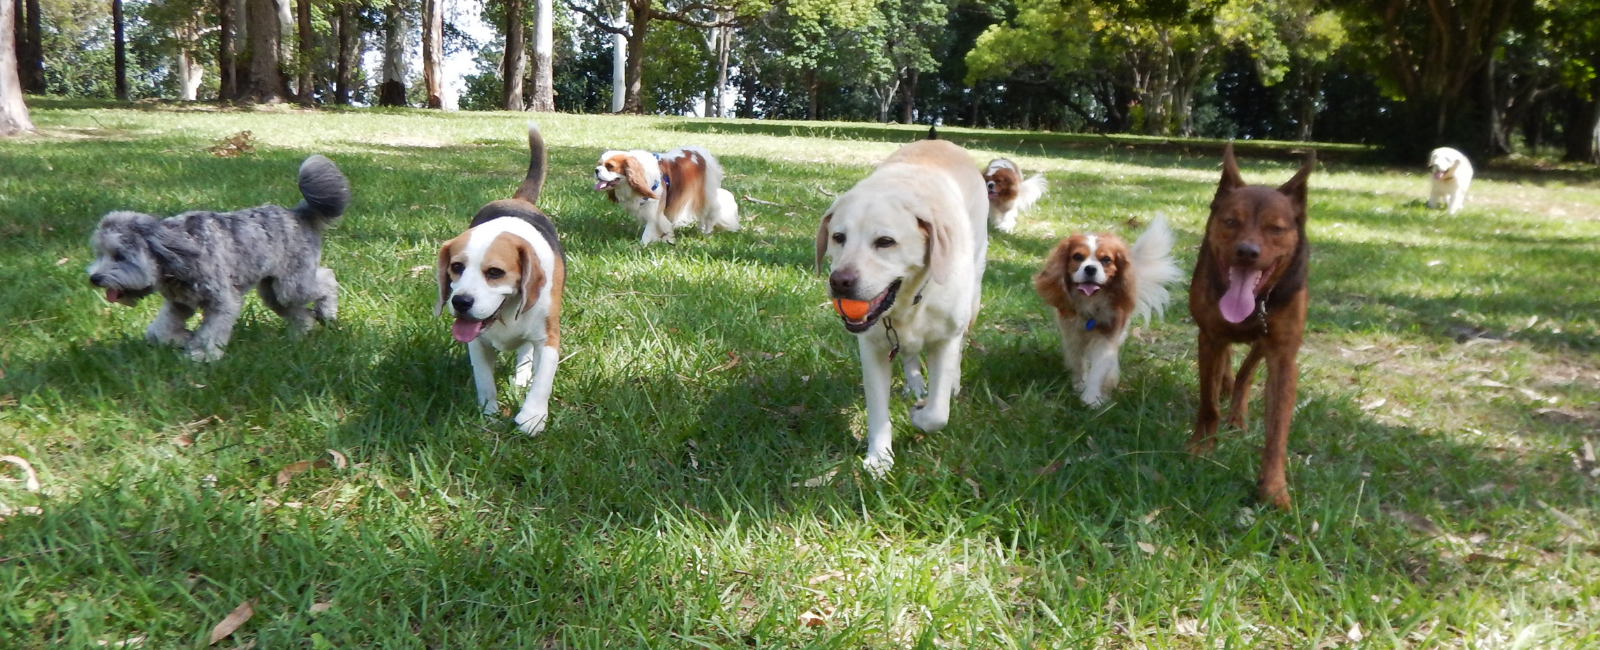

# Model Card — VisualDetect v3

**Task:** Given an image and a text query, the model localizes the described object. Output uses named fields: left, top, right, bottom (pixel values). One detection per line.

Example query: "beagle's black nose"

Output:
left=829, top=268, right=859, bottom=296
left=1235, top=242, right=1260, bottom=263
left=450, top=295, right=474, bottom=314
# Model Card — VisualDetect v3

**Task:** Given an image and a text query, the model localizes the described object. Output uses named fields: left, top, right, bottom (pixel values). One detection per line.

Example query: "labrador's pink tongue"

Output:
left=452, top=318, right=485, bottom=343
left=105, top=289, right=120, bottom=303
left=1219, top=267, right=1263, bottom=323
left=1432, top=170, right=1444, bottom=180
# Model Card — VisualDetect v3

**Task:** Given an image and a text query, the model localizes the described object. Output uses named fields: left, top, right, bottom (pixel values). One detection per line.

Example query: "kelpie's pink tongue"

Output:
left=452, top=318, right=485, bottom=343
left=105, top=289, right=120, bottom=303
left=1219, top=267, right=1263, bottom=323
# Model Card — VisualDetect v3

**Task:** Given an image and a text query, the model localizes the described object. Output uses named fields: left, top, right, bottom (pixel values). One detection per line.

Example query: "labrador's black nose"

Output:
left=451, top=295, right=474, bottom=314
left=829, top=268, right=859, bottom=296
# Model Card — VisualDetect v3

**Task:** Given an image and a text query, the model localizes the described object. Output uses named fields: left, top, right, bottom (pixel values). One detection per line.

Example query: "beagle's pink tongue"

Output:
left=105, top=289, right=121, bottom=303
left=451, top=318, right=485, bottom=343
left=1220, top=267, right=1263, bottom=323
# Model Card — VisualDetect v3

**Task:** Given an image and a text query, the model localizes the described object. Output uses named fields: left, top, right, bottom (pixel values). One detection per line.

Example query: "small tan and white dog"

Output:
left=436, top=125, right=566, bottom=435
left=816, top=138, right=989, bottom=476
left=1427, top=147, right=1473, bottom=215
left=982, top=158, right=1046, bottom=232
left=1033, top=215, right=1181, bottom=406
left=593, top=147, right=739, bottom=245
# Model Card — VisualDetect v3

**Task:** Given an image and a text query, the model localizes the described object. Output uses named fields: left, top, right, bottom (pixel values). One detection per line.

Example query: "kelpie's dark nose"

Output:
left=89, top=273, right=107, bottom=286
left=451, top=295, right=474, bottom=314
left=1234, top=242, right=1260, bottom=263
left=829, top=268, right=859, bottom=296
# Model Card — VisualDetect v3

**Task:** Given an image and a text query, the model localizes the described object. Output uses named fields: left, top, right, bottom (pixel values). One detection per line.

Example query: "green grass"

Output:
left=2, top=103, right=1599, bottom=648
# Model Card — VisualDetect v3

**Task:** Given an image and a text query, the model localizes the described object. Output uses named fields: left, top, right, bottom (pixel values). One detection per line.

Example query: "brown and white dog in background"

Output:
left=593, top=147, right=739, bottom=245
left=982, top=158, right=1046, bottom=233
left=1187, top=143, right=1314, bottom=510
left=436, top=124, right=567, bottom=435
left=1034, top=215, right=1180, bottom=406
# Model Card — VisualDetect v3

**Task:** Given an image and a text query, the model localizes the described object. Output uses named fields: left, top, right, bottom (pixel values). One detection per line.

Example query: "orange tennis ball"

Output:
left=833, top=299, right=871, bottom=320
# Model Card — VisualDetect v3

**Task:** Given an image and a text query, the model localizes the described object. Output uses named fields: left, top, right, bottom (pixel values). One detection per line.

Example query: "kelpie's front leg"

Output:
left=1226, top=344, right=1264, bottom=429
left=1187, top=331, right=1229, bottom=454
left=1258, top=293, right=1307, bottom=510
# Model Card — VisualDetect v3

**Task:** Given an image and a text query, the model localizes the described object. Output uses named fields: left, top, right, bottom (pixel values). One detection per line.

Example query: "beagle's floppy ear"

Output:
left=515, top=237, right=545, bottom=316
left=813, top=212, right=833, bottom=274
left=434, top=240, right=456, bottom=318
left=916, top=216, right=953, bottom=285
left=1277, top=150, right=1316, bottom=220
left=1216, top=142, right=1245, bottom=200
left=621, top=156, right=656, bottom=200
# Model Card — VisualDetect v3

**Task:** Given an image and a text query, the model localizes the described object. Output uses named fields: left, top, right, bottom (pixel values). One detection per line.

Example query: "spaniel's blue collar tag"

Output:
left=1085, top=319, right=1096, bottom=331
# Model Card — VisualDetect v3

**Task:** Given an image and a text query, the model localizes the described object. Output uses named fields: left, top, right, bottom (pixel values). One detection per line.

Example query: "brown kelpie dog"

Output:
left=1187, top=143, right=1315, bottom=510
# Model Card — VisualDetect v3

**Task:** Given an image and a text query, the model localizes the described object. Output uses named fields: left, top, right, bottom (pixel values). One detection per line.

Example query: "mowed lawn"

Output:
left=2, top=102, right=1599, bottom=649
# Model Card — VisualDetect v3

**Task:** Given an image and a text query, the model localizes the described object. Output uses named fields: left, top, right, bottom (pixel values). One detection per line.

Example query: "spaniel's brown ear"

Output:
left=515, top=238, right=545, bottom=316
left=1217, top=142, right=1245, bottom=199
left=1278, top=150, right=1316, bottom=219
left=621, top=157, right=655, bottom=200
left=1032, top=239, right=1070, bottom=308
left=433, top=240, right=456, bottom=318
left=813, top=212, right=833, bottom=274
left=917, top=216, right=953, bottom=285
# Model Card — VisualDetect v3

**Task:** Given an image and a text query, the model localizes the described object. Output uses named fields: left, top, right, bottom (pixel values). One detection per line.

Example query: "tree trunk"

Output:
left=112, top=0, right=127, bottom=100
left=735, top=61, right=756, bottom=118
left=19, top=0, right=40, bottom=92
left=0, top=0, right=31, bottom=135
left=232, top=0, right=250, bottom=95
left=711, top=18, right=731, bottom=118
left=377, top=0, right=406, bottom=106
left=620, top=0, right=647, bottom=114
left=245, top=0, right=285, bottom=102
left=610, top=11, right=626, bottom=113
left=503, top=0, right=526, bottom=111
left=805, top=68, right=818, bottom=120
left=218, top=0, right=236, bottom=100
left=177, top=24, right=204, bottom=101
left=296, top=0, right=313, bottom=105
left=421, top=0, right=442, bottom=108
left=334, top=0, right=352, bottom=104
left=1564, top=83, right=1600, bottom=164
left=899, top=67, right=917, bottom=124
left=529, top=0, right=553, bottom=111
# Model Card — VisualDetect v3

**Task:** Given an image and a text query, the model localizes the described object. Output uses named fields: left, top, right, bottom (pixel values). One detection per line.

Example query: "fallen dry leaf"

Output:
left=793, top=468, right=838, bottom=488
left=1003, top=576, right=1024, bottom=590
left=326, top=449, right=348, bottom=470
left=1347, top=622, right=1365, bottom=643
left=807, top=570, right=844, bottom=585
left=0, top=455, right=41, bottom=492
left=1074, top=575, right=1087, bottom=589
left=797, top=606, right=834, bottom=627
left=207, top=131, right=255, bottom=158
left=965, top=477, right=983, bottom=499
left=1141, top=508, right=1166, bottom=525
left=275, top=459, right=331, bottom=487
left=171, top=433, right=194, bottom=448
left=207, top=598, right=256, bottom=645
left=1175, top=618, right=1201, bottom=636
left=95, top=636, right=145, bottom=648
left=1360, top=397, right=1387, bottom=411
left=1535, top=499, right=1588, bottom=536
left=1136, top=541, right=1158, bottom=555
left=1386, top=509, right=1442, bottom=536
left=407, top=265, right=431, bottom=278
left=309, top=602, right=331, bottom=613
left=1033, top=460, right=1064, bottom=475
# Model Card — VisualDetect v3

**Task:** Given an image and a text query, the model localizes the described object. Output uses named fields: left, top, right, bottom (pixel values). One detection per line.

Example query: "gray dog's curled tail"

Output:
left=294, top=155, right=351, bottom=229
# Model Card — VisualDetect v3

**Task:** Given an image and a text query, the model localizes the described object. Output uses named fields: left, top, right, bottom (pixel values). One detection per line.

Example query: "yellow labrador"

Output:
left=815, top=139, right=989, bottom=476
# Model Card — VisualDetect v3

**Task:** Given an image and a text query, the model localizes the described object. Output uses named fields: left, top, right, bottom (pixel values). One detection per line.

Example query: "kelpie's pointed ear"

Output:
left=1217, top=142, right=1245, bottom=199
left=813, top=212, right=833, bottom=274
left=1277, top=150, right=1316, bottom=216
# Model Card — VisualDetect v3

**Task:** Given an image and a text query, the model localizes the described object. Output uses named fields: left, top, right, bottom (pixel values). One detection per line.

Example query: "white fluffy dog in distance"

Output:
left=816, top=138, right=989, bottom=477
left=1427, top=147, right=1473, bottom=215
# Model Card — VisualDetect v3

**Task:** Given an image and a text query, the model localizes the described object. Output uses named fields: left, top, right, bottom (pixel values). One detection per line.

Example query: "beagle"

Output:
left=435, top=125, right=567, bottom=435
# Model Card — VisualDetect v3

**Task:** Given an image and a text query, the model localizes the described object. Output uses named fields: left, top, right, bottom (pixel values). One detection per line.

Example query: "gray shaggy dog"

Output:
left=86, top=155, right=350, bottom=361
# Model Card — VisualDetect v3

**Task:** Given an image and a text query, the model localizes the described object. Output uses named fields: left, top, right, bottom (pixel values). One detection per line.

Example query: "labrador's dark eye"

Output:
left=1100, top=256, right=1112, bottom=265
left=1071, top=253, right=1085, bottom=262
left=484, top=268, right=505, bottom=280
left=873, top=237, right=896, bottom=249
left=449, top=262, right=465, bottom=274
left=832, top=232, right=846, bottom=245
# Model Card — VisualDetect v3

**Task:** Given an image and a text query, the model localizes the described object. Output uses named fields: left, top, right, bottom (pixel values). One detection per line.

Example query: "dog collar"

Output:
left=1085, top=318, right=1096, bottom=331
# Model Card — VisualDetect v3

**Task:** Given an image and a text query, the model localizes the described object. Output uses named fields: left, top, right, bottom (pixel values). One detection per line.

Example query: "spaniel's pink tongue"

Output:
left=1219, top=267, right=1263, bottom=323
left=593, top=181, right=610, bottom=191
left=105, top=288, right=121, bottom=303
left=1077, top=283, right=1100, bottom=296
left=452, top=318, right=485, bottom=343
